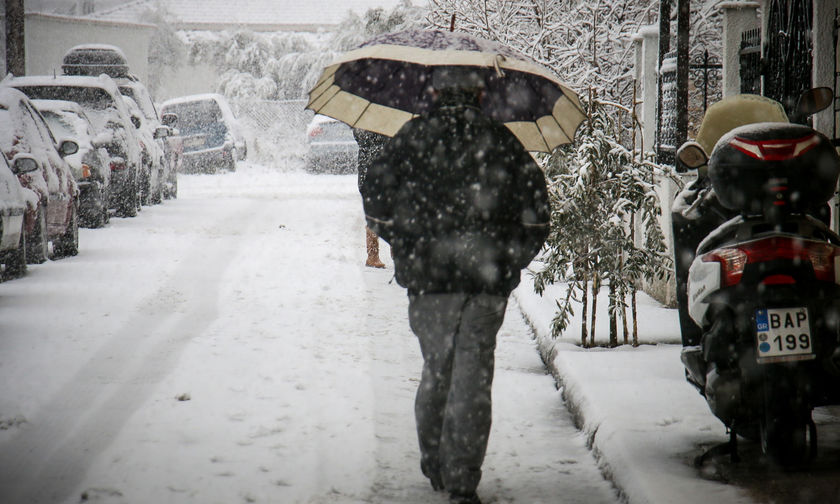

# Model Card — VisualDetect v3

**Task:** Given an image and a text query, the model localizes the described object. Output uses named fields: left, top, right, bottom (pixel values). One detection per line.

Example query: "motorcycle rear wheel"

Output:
left=759, top=369, right=814, bottom=466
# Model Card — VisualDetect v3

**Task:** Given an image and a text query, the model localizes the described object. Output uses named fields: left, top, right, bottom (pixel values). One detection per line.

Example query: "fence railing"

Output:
left=229, top=99, right=313, bottom=165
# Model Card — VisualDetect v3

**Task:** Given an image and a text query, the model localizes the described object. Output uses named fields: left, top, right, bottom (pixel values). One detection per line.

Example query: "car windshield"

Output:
left=119, top=86, right=158, bottom=121
left=162, top=100, right=226, bottom=136
left=40, top=110, right=86, bottom=140
left=14, top=85, right=115, bottom=112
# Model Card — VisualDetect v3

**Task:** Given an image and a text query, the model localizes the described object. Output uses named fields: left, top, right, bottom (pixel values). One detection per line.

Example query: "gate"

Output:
left=834, top=7, right=839, bottom=145
left=657, top=52, right=678, bottom=164
left=739, top=28, right=762, bottom=94
left=763, top=0, right=813, bottom=119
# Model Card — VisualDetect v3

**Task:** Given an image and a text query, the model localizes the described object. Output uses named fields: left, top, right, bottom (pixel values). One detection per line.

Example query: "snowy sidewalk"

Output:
left=512, top=275, right=840, bottom=504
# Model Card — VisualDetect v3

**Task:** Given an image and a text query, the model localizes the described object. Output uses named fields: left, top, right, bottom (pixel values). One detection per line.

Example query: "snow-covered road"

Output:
left=0, top=164, right=619, bottom=504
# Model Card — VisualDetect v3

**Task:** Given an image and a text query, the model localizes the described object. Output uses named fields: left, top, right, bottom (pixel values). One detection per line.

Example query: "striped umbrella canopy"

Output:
left=306, top=29, right=586, bottom=153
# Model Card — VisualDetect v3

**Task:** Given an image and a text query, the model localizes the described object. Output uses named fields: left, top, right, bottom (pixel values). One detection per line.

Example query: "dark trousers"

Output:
left=408, top=292, right=507, bottom=494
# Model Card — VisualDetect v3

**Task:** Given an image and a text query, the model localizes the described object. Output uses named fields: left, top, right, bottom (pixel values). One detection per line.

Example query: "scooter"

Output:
left=673, top=88, right=840, bottom=465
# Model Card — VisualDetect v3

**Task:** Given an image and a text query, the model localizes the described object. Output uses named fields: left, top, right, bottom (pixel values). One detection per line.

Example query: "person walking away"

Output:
left=353, top=128, right=387, bottom=268
left=361, top=67, right=551, bottom=504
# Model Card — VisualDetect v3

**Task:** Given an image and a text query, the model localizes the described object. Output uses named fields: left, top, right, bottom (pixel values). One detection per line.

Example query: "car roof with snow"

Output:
left=3, top=74, right=123, bottom=95
left=64, top=43, right=128, bottom=57
left=62, top=44, right=131, bottom=79
left=311, top=114, right=340, bottom=125
left=160, top=93, right=239, bottom=124
left=0, top=85, right=31, bottom=107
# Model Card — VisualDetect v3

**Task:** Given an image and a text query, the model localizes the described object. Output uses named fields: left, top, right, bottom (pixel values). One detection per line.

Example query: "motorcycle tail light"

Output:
left=110, top=160, right=127, bottom=171
left=702, top=237, right=840, bottom=286
left=82, top=164, right=92, bottom=178
left=702, top=248, right=747, bottom=286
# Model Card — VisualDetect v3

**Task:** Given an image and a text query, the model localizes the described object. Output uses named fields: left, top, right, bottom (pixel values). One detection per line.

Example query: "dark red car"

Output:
left=0, top=86, right=80, bottom=263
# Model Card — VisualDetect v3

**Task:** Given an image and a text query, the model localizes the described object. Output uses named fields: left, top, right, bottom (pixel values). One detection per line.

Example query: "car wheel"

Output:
left=53, top=203, right=79, bottom=259
left=4, top=225, right=27, bottom=280
left=26, top=206, right=48, bottom=264
left=117, top=182, right=137, bottom=218
left=152, top=175, right=163, bottom=204
left=140, top=166, right=151, bottom=206
left=101, top=185, right=111, bottom=226
left=87, top=182, right=108, bottom=228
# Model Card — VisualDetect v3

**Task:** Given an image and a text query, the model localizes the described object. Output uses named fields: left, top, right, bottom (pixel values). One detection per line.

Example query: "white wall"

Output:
left=14, top=13, right=154, bottom=81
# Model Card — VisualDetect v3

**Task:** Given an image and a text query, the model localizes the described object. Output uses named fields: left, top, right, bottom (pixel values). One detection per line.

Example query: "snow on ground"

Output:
left=514, top=266, right=840, bottom=504
left=0, top=164, right=617, bottom=504
left=4, top=162, right=840, bottom=504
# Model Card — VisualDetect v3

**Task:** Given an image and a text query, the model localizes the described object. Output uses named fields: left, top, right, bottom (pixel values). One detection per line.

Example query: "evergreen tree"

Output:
left=533, top=101, right=670, bottom=345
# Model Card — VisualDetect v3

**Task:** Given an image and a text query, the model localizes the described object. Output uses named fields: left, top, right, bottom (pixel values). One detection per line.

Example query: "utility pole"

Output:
left=676, top=0, right=690, bottom=149
left=655, top=0, right=671, bottom=163
left=5, top=0, right=25, bottom=76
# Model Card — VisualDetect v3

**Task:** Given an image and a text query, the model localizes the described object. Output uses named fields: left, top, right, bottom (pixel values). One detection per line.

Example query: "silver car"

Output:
left=304, top=115, right=358, bottom=174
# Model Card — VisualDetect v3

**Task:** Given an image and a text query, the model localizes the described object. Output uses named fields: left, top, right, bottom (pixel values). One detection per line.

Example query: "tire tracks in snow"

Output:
left=0, top=199, right=261, bottom=504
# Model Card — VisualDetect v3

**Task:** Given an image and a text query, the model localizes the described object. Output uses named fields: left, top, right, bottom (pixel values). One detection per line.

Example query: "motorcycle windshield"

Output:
left=695, top=94, right=789, bottom=154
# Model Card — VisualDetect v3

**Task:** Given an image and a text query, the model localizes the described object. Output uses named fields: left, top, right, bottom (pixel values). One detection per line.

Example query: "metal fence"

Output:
left=739, top=28, right=762, bottom=94
left=229, top=99, right=313, bottom=166
left=657, top=52, right=678, bottom=164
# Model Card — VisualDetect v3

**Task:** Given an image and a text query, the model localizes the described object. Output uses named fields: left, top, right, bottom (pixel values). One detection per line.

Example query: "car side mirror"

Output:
left=130, top=116, right=142, bottom=129
left=153, top=126, right=169, bottom=139
left=676, top=141, right=708, bottom=173
left=161, top=113, right=178, bottom=127
left=11, top=154, right=39, bottom=175
left=58, top=140, right=79, bottom=157
left=795, top=87, right=833, bottom=118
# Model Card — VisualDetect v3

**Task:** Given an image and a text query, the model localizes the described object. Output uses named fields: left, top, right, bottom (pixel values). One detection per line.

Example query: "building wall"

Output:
left=8, top=13, right=154, bottom=81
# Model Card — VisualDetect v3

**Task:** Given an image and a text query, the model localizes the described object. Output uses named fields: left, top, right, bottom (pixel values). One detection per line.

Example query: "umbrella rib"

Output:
left=351, top=101, right=373, bottom=128
left=309, top=85, right=342, bottom=112
left=550, top=114, right=572, bottom=146
left=307, top=69, right=338, bottom=107
left=532, top=120, right=551, bottom=152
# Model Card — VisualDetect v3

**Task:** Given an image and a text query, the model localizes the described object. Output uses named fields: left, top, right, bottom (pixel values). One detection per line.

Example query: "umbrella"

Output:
left=306, top=29, right=586, bottom=153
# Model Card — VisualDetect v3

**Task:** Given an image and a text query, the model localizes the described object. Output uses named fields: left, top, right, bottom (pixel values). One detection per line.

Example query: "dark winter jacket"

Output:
left=362, top=92, right=550, bottom=296
left=353, top=128, right=387, bottom=198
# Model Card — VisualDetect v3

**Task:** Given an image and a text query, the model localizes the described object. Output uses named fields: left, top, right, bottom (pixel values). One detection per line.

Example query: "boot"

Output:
left=365, top=227, right=385, bottom=268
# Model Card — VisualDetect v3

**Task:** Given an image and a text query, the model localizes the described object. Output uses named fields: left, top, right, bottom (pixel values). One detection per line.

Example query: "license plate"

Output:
left=755, top=307, right=815, bottom=363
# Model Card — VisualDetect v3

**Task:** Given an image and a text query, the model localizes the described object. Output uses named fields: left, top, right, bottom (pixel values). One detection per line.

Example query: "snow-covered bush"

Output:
left=532, top=101, right=671, bottom=347
left=178, top=0, right=424, bottom=101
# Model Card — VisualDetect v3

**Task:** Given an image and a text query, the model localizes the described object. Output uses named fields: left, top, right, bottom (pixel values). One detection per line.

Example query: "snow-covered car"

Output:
left=123, top=95, right=165, bottom=205
left=33, top=99, right=111, bottom=228
left=0, top=86, right=80, bottom=263
left=0, top=153, right=38, bottom=279
left=59, top=44, right=177, bottom=199
left=4, top=74, right=144, bottom=218
left=304, top=115, right=358, bottom=174
left=159, top=94, right=246, bottom=173
left=118, top=79, right=177, bottom=199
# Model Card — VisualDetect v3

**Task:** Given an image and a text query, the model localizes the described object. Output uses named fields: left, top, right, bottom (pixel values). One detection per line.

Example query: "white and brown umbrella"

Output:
left=306, top=29, right=586, bottom=153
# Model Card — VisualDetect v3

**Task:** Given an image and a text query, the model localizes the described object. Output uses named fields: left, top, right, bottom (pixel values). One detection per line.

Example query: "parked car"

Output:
left=0, top=153, right=38, bottom=279
left=118, top=80, right=177, bottom=199
left=60, top=44, right=178, bottom=199
left=123, top=95, right=165, bottom=205
left=33, top=99, right=111, bottom=228
left=4, top=74, right=143, bottom=218
left=304, top=114, right=359, bottom=174
left=0, top=86, right=80, bottom=263
left=159, top=94, right=246, bottom=173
